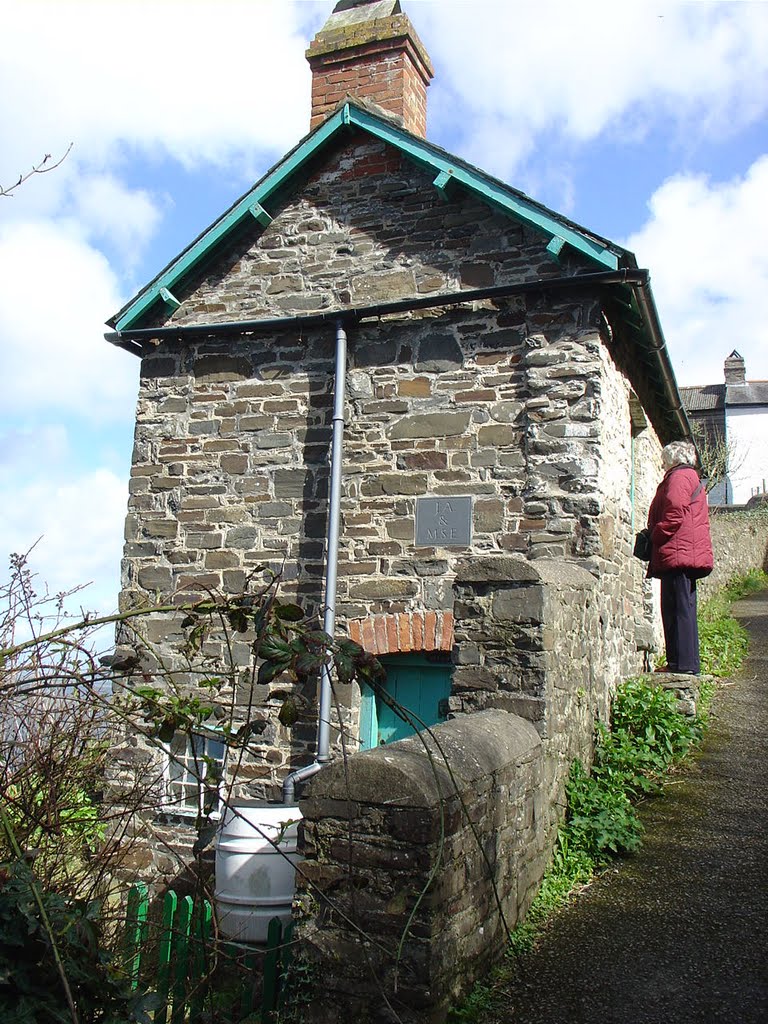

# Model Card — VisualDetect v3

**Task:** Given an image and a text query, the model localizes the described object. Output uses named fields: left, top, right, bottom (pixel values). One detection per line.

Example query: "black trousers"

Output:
left=660, top=570, right=700, bottom=674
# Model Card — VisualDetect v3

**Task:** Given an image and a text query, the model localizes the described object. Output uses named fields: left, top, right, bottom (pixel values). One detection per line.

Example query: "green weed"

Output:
left=698, top=568, right=764, bottom=676
left=450, top=677, right=704, bottom=1022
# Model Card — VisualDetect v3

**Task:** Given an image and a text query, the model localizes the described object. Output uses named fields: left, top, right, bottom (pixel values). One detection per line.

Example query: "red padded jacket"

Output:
left=647, top=465, right=713, bottom=578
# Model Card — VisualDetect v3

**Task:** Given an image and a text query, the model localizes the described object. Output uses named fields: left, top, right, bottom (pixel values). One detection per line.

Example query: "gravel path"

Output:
left=491, top=588, right=768, bottom=1024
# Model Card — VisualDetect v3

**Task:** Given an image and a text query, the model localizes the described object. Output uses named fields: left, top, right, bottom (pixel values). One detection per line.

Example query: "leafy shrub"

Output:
left=562, top=759, right=643, bottom=865
left=0, top=861, right=139, bottom=1024
left=527, top=680, right=703, bottom=922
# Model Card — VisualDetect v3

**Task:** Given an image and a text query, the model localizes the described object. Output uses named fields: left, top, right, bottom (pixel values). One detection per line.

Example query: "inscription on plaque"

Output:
left=415, top=497, right=472, bottom=548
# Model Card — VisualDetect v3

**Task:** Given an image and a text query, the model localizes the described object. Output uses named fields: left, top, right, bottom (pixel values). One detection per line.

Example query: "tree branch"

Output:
left=1, top=144, right=74, bottom=198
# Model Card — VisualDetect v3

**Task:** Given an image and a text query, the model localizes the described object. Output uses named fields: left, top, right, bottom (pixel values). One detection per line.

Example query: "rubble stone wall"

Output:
left=110, top=134, right=663, bottom=889
left=701, top=508, right=768, bottom=597
left=297, top=711, right=546, bottom=1024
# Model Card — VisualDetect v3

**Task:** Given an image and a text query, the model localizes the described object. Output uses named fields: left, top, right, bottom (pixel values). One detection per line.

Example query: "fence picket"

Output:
left=154, top=890, right=177, bottom=1024
left=120, top=888, right=294, bottom=1024
left=238, top=947, right=260, bottom=1019
left=188, top=898, right=213, bottom=1023
left=261, top=917, right=284, bottom=1023
left=170, top=894, right=194, bottom=1024
left=124, top=883, right=149, bottom=991
left=277, top=921, right=296, bottom=1014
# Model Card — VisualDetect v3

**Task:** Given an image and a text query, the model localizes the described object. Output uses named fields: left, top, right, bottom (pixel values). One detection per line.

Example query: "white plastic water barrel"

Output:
left=214, top=801, right=302, bottom=944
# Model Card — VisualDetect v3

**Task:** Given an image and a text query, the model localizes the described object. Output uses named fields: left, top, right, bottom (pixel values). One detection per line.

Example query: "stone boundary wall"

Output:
left=297, top=711, right=547, bottom=1024
left=700, top=508, right=768, bottom=598
left=295, top=563, right=620, bottom=1022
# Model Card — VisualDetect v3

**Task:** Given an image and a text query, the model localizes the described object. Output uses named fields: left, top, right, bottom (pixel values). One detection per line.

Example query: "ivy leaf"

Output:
left=193, top=824, right=218, bottom=857
left=338, top=639, right=364, bottom=657
left=306, top=630, right=331, bottom=649
left=355, top=651, right=387, bottom=686
left=294, top=651, right=320, bottom=679
left=157, top=720, right=176, bottom=744
left=333, top=649, right=355, bottom=684
left=227, top=608, right=250, bottom=634
left=235, top=719, right=269, bottom=742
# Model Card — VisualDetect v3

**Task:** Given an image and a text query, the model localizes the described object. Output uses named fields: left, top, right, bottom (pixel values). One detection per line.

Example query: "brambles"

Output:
left=0, top=551, right=383, bottom=1024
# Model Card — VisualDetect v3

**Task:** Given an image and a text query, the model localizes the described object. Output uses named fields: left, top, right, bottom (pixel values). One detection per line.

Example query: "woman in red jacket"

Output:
left=648, top=440, right=714, bottom=675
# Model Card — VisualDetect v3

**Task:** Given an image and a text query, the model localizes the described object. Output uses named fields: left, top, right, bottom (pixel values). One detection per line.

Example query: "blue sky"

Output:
left=1, top=0, right=767, bottom=620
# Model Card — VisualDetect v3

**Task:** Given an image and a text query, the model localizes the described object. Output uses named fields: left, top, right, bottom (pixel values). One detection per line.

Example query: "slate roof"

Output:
left=682, top=381, right=768, bottom=411
left=727, top=382, right=768, bottom=407
left=104, top=99, right=691, bottom=443
left=680, top=384, right=725, bottom=413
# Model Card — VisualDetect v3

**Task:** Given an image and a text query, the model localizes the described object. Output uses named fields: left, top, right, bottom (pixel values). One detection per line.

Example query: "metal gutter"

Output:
left=105, top=271, right=637, bottom=347
left=631, top=277, right=693, bottom=441
left=105, top=268, right=692, bottom=444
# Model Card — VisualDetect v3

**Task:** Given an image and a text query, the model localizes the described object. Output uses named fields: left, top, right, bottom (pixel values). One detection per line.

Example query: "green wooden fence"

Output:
left=123, top=883, right=295, bottom=1023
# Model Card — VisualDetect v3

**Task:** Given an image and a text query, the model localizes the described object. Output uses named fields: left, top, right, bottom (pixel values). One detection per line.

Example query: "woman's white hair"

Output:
left=661, top=440, right=697, bottom=470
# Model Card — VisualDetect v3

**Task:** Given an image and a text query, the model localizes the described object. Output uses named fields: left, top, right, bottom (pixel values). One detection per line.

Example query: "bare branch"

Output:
left=1, top=143, right=74, bottom=198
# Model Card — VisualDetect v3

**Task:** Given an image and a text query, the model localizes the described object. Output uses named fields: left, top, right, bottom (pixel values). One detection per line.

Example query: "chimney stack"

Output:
left=724, top=350, right=746, bottom=385
left=306, top=0, right=434, bottom=137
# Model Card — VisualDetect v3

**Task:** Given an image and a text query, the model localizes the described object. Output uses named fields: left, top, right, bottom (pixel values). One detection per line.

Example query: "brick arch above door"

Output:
left=347, top=611, right=454, bottom=656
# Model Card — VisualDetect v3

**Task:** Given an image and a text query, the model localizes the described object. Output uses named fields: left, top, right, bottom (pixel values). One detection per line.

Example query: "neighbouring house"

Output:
left=104, top=1, right=694, bottom=1016
left=681, top=350, right=768, bottom=505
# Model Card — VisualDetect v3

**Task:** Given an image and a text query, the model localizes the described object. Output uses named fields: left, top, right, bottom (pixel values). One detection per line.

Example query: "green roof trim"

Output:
left=159, top=287, right=181, bottom=312
left=110, top=101, right=622, bottom=331
left=432, top=169, right=454, bottom=200
left=545, top=236, right=566, bottom=262
left=249, top=202, right=273, bottom=226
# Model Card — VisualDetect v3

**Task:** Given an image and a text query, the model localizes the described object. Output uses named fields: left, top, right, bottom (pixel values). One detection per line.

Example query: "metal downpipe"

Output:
left=282, top=321, right=348, bottom=804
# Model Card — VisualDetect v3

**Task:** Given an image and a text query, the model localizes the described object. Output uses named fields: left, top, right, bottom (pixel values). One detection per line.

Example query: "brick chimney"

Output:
left=306, top=0, right=434, bottom=137
left=724, top=350, right=746, bottom=385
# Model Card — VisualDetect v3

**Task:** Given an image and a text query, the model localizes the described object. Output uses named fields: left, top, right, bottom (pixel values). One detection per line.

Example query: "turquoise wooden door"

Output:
left=360, top=655, right=452, bottom=749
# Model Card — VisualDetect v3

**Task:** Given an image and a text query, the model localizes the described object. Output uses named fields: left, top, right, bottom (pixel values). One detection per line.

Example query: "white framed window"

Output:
left=165, top=732, right=226, bottom=818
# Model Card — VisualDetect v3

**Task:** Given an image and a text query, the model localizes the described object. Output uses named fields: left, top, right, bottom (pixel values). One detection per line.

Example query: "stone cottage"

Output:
left=105, top=1, right=692, bottom=1014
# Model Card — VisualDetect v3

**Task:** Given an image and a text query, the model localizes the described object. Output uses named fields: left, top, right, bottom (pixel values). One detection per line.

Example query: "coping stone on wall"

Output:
left=302, top=710, right=541, bottom=811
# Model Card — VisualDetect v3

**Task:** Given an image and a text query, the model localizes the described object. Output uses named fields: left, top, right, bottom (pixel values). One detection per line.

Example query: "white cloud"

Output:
left=0, top=465, right=128, bottom=616
left=624, top=156, right=768, bottom=386
left=71, top=175, right=164, bottom=268
left=0, top=220, right=139, bottom=421
left=1, top=1, right=326, bottom=197
left=420, top=1, right=768, bottom=177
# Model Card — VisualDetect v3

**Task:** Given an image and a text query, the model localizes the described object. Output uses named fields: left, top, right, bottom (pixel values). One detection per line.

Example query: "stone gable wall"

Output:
left=112, top=133, right=663, bottom=882
left=148, top=134, right=590, bottom=329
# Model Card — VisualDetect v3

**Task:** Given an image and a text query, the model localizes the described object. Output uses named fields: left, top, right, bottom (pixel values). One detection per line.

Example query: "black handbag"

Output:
left=633, top=528, right=652, bottom=561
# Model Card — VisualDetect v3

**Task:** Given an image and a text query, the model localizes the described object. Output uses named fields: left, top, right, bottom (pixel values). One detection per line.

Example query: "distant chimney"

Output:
left=724, top=350, right=746, bottom=385
left=306, top=0, right=434, bottom=137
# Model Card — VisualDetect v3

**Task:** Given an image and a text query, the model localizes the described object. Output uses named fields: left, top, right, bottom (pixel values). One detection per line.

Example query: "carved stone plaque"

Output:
left=415, top=496, right=472, bottom=548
